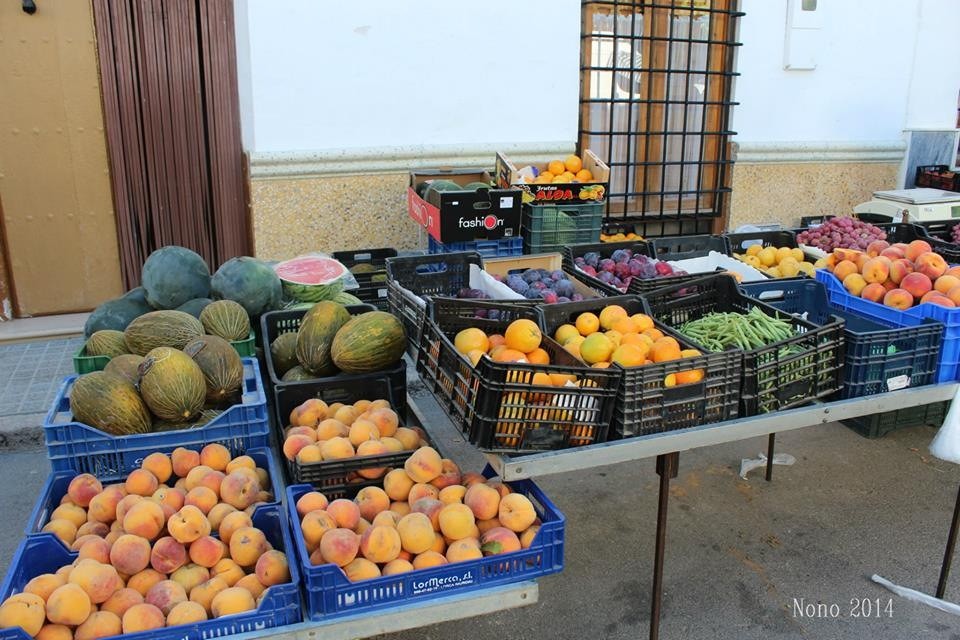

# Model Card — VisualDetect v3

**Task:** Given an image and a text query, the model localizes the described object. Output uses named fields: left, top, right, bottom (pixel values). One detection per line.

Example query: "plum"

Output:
left=639, top=263, right=657, bottom=279
left=584, top=252, right=601, bottom=267
left=554, top=280, right=575, bottom=298
left=581, top=265, right=597, bottom=277
left=557, top=296, right=571, bottom=303
left=524, top=289, right=544, bottom=300
left=506, top=275, right=529, bottom=294
left=610, top=249, right=629, bottom=264
left=532, top=281, right=548, bottom=290
left=655, top=262, right=673, bottom=276
left=571, top=294, right=584, bottom=302
left=550, top=270, right=566, bottom=282
left=599, top=259, right=616, bottom=273
left=541, top=291, right=559, bottom=304
left=629, top=261, right=643, bottom=277
left=614, top=262, right=631, bottom=278
left=521, top=270, right=541, bottom=284
left=597, top=271, right=615, bottom=284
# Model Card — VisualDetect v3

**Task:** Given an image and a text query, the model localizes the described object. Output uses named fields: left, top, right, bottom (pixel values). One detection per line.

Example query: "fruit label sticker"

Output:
left=410, top=569, right=476, bottom=595
left=886, top=374, right=910, bottom=391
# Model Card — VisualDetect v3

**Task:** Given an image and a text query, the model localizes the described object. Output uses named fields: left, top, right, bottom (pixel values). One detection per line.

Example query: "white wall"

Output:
left=905, top=0, right=960, bottom=130
left=235, top=0, right=581, bottom=153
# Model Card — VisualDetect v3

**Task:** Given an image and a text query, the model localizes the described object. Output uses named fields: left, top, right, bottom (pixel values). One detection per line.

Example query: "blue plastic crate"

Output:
left=428, top=236, right=524, bottom=259
left=816, top=269, right=960, bottom=382
left=43, top=358, right=269, bottom=478
left=286, top=468, right=565, bottom=620
left=25, top=447, right=283, bottom=538
left=0, top=505, right=301, bottom=640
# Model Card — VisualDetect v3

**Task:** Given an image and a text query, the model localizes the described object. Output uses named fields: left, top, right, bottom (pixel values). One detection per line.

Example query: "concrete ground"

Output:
left=1, top=340, right=960, bottom=639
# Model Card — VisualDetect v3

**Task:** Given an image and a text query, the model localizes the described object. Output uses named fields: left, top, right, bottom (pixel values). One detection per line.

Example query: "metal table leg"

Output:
left=650, top=452, right=679, bottom=640
left=936, top=482, right=960, bottom=599
left=766, top=433, right=776, bottom=482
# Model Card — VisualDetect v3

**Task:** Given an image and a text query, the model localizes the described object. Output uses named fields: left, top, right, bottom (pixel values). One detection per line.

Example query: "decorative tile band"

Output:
left=733, top=140, right=906, bottom=164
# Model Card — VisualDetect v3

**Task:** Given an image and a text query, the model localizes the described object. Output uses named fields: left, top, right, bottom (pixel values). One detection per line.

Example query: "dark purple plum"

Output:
left=599, top=259, right=616, bottom=273
left=557, top=296, right=571, bottom=303
left=581, top=265, right=597, bottom=277
left=542, top=291, right=559, bottom=304
left=554, top=280, right=575, bottom=298
left=571, top=294, right=584, bottom=302
left=610, top=249, right=629, bottom=264
left=521, top=270, right=541, bottom=284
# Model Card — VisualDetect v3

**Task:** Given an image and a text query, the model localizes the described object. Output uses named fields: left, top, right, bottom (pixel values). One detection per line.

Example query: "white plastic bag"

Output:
left=929, top=385, right=960, bottom=464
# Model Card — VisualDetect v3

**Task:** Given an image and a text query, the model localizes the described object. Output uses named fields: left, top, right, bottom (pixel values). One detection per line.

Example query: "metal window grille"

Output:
left=580, top=0, right=742, bottom=236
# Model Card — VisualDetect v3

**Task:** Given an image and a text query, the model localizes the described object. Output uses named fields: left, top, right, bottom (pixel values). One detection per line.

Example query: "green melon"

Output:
left=176, top=298, right=213, bottom=319
left=70, top=371, right=152, bottom=435
left=281, top=365, right=315, bottom=382
left=123, top=310, right=204, bottom=356
left=270, top=332, right=299, bottom=378
left=330, top=311, right=406, bottom=374
left=465, top=181, right=493, bottom=190
left=153, top=408, right=222, bottom=432
left=200, top=300, right=251, bottom=341
left=138, top=347, right=206, bottom=422
left=331, top=291, right=364, bottom=306
left=103, top=354, right=145, bottom=385
left=211, top=256, right=282, bottom=317
left=295, top=302, right=352, bottom=375
left=85, top=330, right=129, bottom=358
left=141, top=246, right=211, bottom=309
left=423, top=180, right=464, bottom=204
left=183, top=335, right=244, bottom=404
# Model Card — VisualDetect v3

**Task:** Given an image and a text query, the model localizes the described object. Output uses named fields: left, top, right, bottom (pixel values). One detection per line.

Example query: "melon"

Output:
left=465, top=181, right=492, bottom=190
left=281, top=366, right=314, bottom=382
left=211, top=256, right=282, bottom=317
left=423, top=180, right=463, bottom=204
left=84, top=296, right=152, bottom=336
left=332, top=291, right=364, bottom=306
left=141, top=246, right=211, bottom=309
left=200, top=300, right=250, bottom=341
left=295, top=302, right=351, bottom=375
left=183, top=335, right=244, bottom=404
left=85, top=330, right=129, bottom=358
left=138, top=347, right=206, bottom=422
left=70, top=371, right=151, bottom=435
left=176, top=298, right=213, bottom=319
left=270, top=332, right=299, bottom=378
left=331, top=311, right=406, bottom=373
left=124, top=310, right=204, bottom=355
left=153, top=409, right=222, bottom=432
left=275, top=255, right=350, bottom=303
left=104, top=354, right=145, bottom=385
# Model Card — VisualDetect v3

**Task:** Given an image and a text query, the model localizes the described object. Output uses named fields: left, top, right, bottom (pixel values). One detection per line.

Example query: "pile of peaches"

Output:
left=821, top=239, right=960, bottom=309
left=294, top=446, right=541, bottom=581
left=0, top=445, right=288, bottom=639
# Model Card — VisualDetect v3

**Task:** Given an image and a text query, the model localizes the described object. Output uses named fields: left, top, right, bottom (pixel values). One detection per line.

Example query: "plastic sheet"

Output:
left=739, top=451, right=796, bottom=479
left=930, top=385, right=960, bottom=464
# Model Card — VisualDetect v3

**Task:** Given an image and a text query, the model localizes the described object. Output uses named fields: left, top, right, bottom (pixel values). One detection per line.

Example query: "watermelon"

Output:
left=84, top=296, right=152, bottom=336
left=211, top=256, right=282, bottom=317
left=141, top=246, right=211, bottom=309
left=275, top=255, right=350, bottom=303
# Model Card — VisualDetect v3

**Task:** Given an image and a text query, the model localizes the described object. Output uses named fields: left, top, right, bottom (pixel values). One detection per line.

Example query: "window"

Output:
left=580, top=0, right=742, bottom=235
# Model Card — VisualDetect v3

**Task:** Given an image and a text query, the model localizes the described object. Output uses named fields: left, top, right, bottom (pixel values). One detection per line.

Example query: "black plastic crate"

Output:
left=417, top=298, right=619, bottom=453
left=916, top=165, right=960, bottom=192
left=332, top=248, right=397, bottom=311
left=649, top=234, right=730, bottom=261
left=536, top=295, right=741, bottom=438
left=522, top=202, right=604, bottom=254
left=913, top=221, right=960, bottom=264
left=561, top=239, right=653, bottom=296
left=725, top=229, right=798, bottom=254
left=260, top=306, right=407, bottom=426
left=875, top=222, right=960, bottom=263
left=275, top=374, right=424, bottom=497
left=843, top=401, right=949, bottom=439
left=742, top=278, right=942, bottom=399
left=385, top=251, right=483, bottom=358
left=625, top=268, right=727, bottom=295
left=641, top=274, right=845, bottom=416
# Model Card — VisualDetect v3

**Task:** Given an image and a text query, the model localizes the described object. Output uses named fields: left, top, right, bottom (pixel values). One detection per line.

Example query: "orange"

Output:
left=563, top=340, right=582, bottom=359
left=504, top=319, right=542, bottom=353
left=564, top=155, right=583, bottom=174
left=604, top=330, right=622, bottom=348
left=548, top=160, right=565, bottom=176
left=488, top=334, right=506, bottom=351
left=534, top=174, right=553, bottom=185
left=575, top=169, right=593, bottom=182
left=529, top=372, right=553, bottom=402
left=466, top=350, right=485, bottom=367
left=655, top=336, right=681, bottom=352
left=635, top=334, right=655, bottom=349
left=492, top=349, right=528, bottom=363
left=575, top=312, right=600, bottom=336
left=642, top=327, right=664, bottom=341
left=489, top=345, right=508, bottom=360
left=580, top=333, right=614, bottom=365
left=525, top=348, right=550, bottom=365
left=611, top=317, right=637, bottom=334
left=539, top=170, right=556, bottom=182
left=680, top=348, right=701, bottom=358
left=559, top=172, right=576, bottom=182
left=552, top=176, right=567, bottom=183
left=675, top=368, right=704, bottom=384
left=631, top=314, right=654, bottom=331
left=554, top=324, right=580, bottom=345
left=592, top=362, right=611, bottom=368
left=454, top=328, right=489, bottom=355
left=664, top=374, right=678, bottom=387
left=549, top=373, right=576, bottom=387
left=598, top=305, right=628, bottom=330
left=651, top=340, right=681, bottom=363
left=611, top=344, right=646, bottom=367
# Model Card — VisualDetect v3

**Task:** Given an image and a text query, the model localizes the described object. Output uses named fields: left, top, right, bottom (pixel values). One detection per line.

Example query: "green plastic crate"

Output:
left=843, top=401, right=949, bottom=439
left=230, top=330, right=257, bottom=357
left=522, top=202, right=603, bottom=254
left=74, top=330, right=257, bottom=374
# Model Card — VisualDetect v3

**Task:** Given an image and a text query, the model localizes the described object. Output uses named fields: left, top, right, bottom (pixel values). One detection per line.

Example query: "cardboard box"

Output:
left=407, top=169, right=522, bottom=243
left=496, top=150, right=611, bottom=205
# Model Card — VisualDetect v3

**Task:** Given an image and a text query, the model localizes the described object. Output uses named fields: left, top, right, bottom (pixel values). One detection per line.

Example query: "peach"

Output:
left=42, top=519, right=78, bottom=546
left=320, top=437, right=355, bottom=461
left=327, top=499, right=361, bottom=529
left=461, top=472, right=487, bottom=486
left=36, top=624, right=73, bottom=640
left=390, top=501, right=411, bottom=516
left=290, top=398, right=328, bottom=427
left=296, top=445, right=323, bottom=464
left=383, top=469, right=415, bottom=502
left=188, top=535, right=225, bottom=568
left=412, top=498, right=445, bottom=532
left=359, top=526, right=401, bottom=563
left=480, top=527, right=522, bottom=555
left=890, top=258, right=914, bottom=284
left=916, top=252, right=948, bottom=280
left=901, top=272, right=933, bottom=299
left=55, top=566, right=73, bottom=582
left=75, top=611, right=122, bottom=640
left=842, top=273, right=867, bottom=296
left=254, top=550, right=290, bottom=586
left=487, top=481, right=512, bottom=498
left=477, top=517, right=502, bottom=535
left=429, top=460, right=462, bottom=490
left=47, top=583, right=92, bottom=626
left=319, top=528, right=360, bottom=567
left=498, top=494, right=537, bottom=532
left=110, top=535, right=152, bottom=575
left=168, top=505, right=211, bottom=544
left=355, top=441, right=389, bottom=479
left=68, top=474, right=103, bottom=508
left=122, top=500, right=165, bottom=540
left=282, top=434, right=315, bottom=461
left=408, top=483, right=440, bottom=505
left=68, top=561, right=121, bottom=603
left=947, top=285, right=960, bottom=306
left=464, top=483, right=501, bottom=521
left=832, top=260, right=858, bottom=282
left=881, top=246, right=906, bottom=260
left=945, top=266, right=960, bottom=279
left=372, top=511, right=401, bottom=528
left=438, top=503, right=476, bottom=541
left=101, top=588, right=142, bottom=618
left=197, top=443, right=230, bottom=472
left=196, top=470, right=226, bottom=496
left=24, top=573, right=66, bottom=601
left=141, top=453, right=173, bottom=484
left=206, top=503, right=237, bottom=531
left=833, top=247, right=861, bottom=263
left=76, top=522, right=110, bottom=539
left=229, top=527, right=270, bottom=568
left=343, top=558, right=380, bottom=582
left=210, top=559, right=244, bottom=587
left=301, top=510, right=338, bottom=551
left=438, top=485, right=467, bottom=505
left=446, top=538, right=483, bottom=563
left=221, top=471, right=261, bottom=511
left=860, top=282, right=886, bottom=303
left=185, top=466, right=220, bottom=491
left=218, top=511, right=252, bottom=544
left=171, top=448, right=201, bottom=478
left=225, top=456, right=256, bottom=474
left=51, top=503, right=87, bottom=529
left=380, top=437, right=404, bottom=453
left=316, top=419, right=349, bottom=441
left=145, top=580, right=187, bottom=616
left=927, top=295, right=956, bottom=307
left=184, top=487, right=218, bottom=515
left=333, top=405, right=359, bottom=426
left=85, top=490, right=122, bottom=525
left=188, top=577, right=228, bottom=614
left=905, top=239, right=933, bottom=262
left=935, top=275, right=960, bottom=294
left=76, top=538, right=111, bottom=565
left=211, top=587, right=256, bottom=617
left=403, top=447, right=442, bottom=483
left=355, top=518, right=372, bottom=536
left=121, top=603, right=165, bottom=633
left=126, top=569, right=165, bottom=597
left=866, top=240, right=890, bottom=257
left=861, top=258, right=889, bottom=284
left=295, top=491, right=329, bottom=517
left=348, top=419, right=380, bottom=448
left=368, top=408, right=399, bottom=438
left=854, top=252, right=869, bottom=271
left=124, top=469, right=159, bottom=497
left=393, top=428, right=420, bottom=451
left=355, top=486, right=390, bottom=521
left=412, top=551, right=448, bottom=570
left=921, top=290, right=943, bottom=303
left=115, top=495, right=143, bottom=523
left=170, top=564, right=210, bottom=594
left=382, top=559, right=414, bottom=576
left=166, top=600, right=208, bottom=625
left=256, top=467, right=271, bottom=491
left=0, top=593, right=46, bottom=636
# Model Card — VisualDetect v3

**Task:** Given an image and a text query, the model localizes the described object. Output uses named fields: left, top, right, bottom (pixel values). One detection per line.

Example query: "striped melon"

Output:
left=281, top=365, right=314, bottom=381
left=270, top=332, right=299, bottom=378
left=138, top=347, right=206, bottom=422
left=70, top=371, right=151, bottom=435
left=330, top=311, right=406, bottom=373
left=153, top=409, right=223, bottom=432
left=85, top=330, right=129, bottom=358
left=184, top=335, right=244, bottom=404
left=200, top=300, right=250, bottom=341
left=296, top=301, right=351, bottom=375
left=103, top=354, right=145, bottom=385
left=124, top=310, right=204, bottom=356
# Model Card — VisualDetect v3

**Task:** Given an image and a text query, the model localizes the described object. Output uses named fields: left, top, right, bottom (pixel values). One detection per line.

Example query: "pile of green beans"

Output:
left=679, top=306, right=795, bottom=351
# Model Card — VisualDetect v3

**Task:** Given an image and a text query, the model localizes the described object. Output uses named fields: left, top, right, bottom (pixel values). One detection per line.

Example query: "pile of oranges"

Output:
left=453, top=319, right=548, bottom=368
left=532, top=155, right=594, bottom=185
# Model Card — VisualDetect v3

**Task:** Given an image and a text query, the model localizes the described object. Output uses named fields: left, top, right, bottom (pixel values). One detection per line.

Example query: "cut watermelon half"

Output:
left=275, top=255, right=349, bottom=303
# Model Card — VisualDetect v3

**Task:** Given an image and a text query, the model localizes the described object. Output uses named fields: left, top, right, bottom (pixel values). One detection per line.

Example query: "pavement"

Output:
left=2, top=339, right=960, bottom=639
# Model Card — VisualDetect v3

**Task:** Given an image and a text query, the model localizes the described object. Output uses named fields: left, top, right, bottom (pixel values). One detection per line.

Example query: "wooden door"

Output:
left=0, top=0, right=124, bottom=315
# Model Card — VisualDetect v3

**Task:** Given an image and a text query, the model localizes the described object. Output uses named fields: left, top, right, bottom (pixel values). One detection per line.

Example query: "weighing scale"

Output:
left=854, top=188, right=960, bottom=223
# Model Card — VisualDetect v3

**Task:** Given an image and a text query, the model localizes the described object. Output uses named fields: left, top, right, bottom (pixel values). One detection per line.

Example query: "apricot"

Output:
left=211, top=587, right=256, bottom=617
left=446, top=538, right=483, bottom=563
left=295, top=491, right=329, bottom=517
left=225, top=456, right=256, bottom=474
left=109, top=535, right=151, bottom=575
left=355, top=486, right=390, bottom=521
left=368, top=408, right=399, bottom=438
left=220, top=471, right=261, bottom=510
left=141, top=452, right=173, bottom=484
left=429, top=459, right=462, bottom=490
left=295, top=445, right=323, bottom=464
left=229, top=526, right=270, bottom=568
left=207, top=503, right=237, bottom=531
left=210, top=559, right=245, bottom=587
left=184, top=487, right=218, bottom=515
left=75, top=538, right=111, bottom=565
left=343, top=558, right=381, bottom=582
left=320, top=437, right=355, bottom=461
left=354, top=441, right=389, bottom=479
left=439, top=485, right=467, bottom=505
left=382, top=559, right=415, bottom=576
left=218, top=511, right=252, bottom=545
left=68, top=474, right=103, bottom=508
left=166, top=600, right=208, bottom=625
left=404, top=447, right=442, bottom=483
left=327, top=499, right=361, bottom=529
left=408, top=483, right=439, bottom=505
left=383, top=469, right=415, bottom=502
left=87, top=490, right=125, bottom=525
left=464, top=483, right=500, bottom=521
left=842, top=273, right=867, bottom=297
left=122, top=500, right=165, bottom=540
left=42, top=519, right=78, bottom=546
left=397, top=513, right=435, bottom=555
left=359, top=525, right=401, bottom=563
left=170, top=564, right=210, bottom=594
left=498, top=493, right=537, bottom=532
left=394, top=428, right=420, bottom=451
left=68, top=561, right=121, bottom=603
left=36, top=624, right=73, bottom=640
left=319, top=528, right=360, bottom=567
left=412, top=551, right=448, bottom=569
left=372, top=511, right=401, bottom=528
left=24, top=573, right=66, bottom=601
left=121, top=603, right=165, bottom=633
left=75, top=610, right=122, bottom=640
left=47, top=583, right=92, bottom=626
left=55, top=566, right=74, bottom=582
left=832, top=259, right=858, bottom=282
left=168, top=505, right=211, bottom=544
left=0, top=593, right=46, bottom=636
left=290, top=398, right=327, bottom=427
left=301, top=510, right=338, bottom=551
left=355, top=518, right=372, bottom=536
left=234, top=574, right=266, bottom=600
left=126, top=569, right=165, bottom=597
left=100, top=587, right=143, bottom=618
